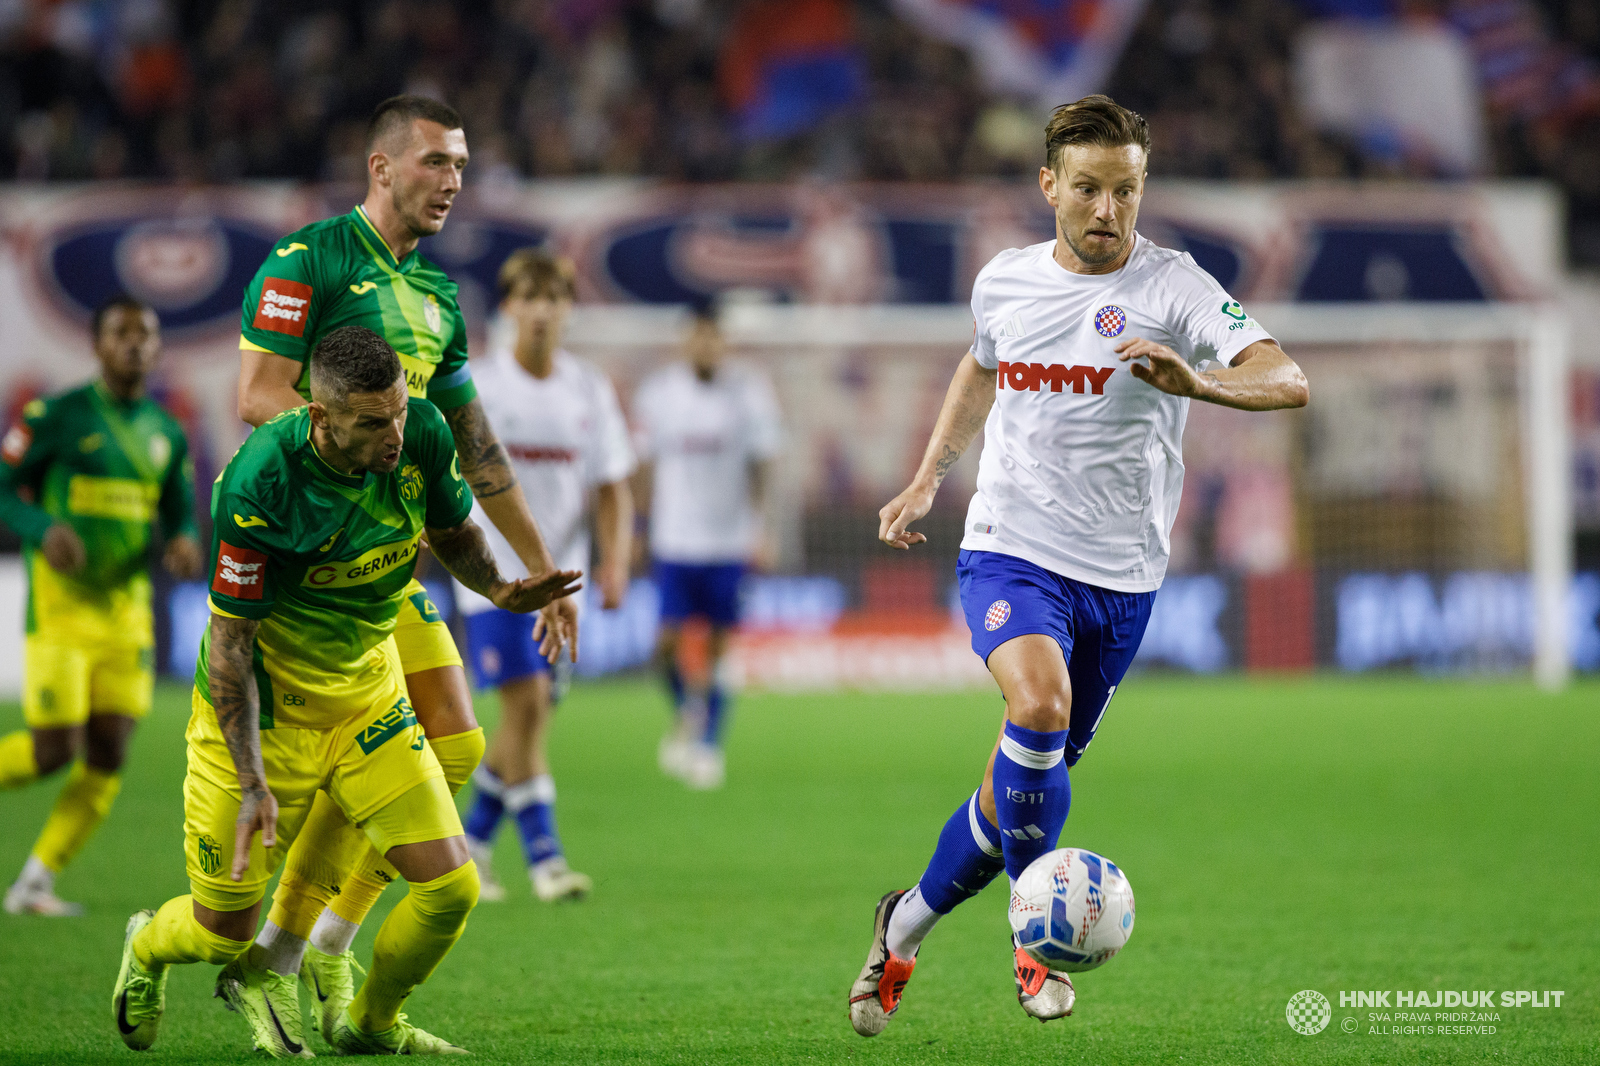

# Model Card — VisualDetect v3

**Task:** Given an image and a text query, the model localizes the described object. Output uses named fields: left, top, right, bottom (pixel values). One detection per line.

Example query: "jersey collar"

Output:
left=350, top=206, right=416, bottom=272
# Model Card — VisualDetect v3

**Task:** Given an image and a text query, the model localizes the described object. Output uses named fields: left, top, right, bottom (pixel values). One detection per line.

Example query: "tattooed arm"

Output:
left=426, top=516, right=582, bottom=614
left=877, top=352, right=997, bottom=550
left=442, top=398, right=580, bottom=658
left=1114, top=337, right=1308, bottom=411
left=207, top=613, right=278, bottom=881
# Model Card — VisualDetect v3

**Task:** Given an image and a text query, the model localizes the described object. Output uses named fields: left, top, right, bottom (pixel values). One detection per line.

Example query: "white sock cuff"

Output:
left=310, top=909, right=360, bottom=957
left=472, top=764, right=505, bottom=797
left=504, top=774, right=556, bottom=811
left=967, top=792, right=1003, bottom=858
left=999, top=732, right=1064, bottom=770
left=254, top=920, right=308, bottom=976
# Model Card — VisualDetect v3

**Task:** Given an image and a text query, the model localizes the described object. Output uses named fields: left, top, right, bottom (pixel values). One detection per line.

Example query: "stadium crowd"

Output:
left=0, top=0, right=1597, bottom=261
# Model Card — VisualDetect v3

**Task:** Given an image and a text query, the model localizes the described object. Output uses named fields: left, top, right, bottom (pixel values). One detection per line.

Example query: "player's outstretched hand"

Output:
left=878, top=484, right=934, bottom=550
left=533, top=596, right=580, bottom=664
left=1116, top=336, right=1204, bottom=398
left=491, top=569, right=583, bottom=615
left=163, top=534, right=204, bottom=580
left=232, top=785, right=278, bottom=882
left=41, top=522, right=86, bottom=576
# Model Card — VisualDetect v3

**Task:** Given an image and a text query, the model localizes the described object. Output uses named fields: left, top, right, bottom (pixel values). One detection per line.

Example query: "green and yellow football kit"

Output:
left=0, top=380, right=195, bottom=874
left=184, top=401, right=472, bottom=911
left=238, top=204, right=476, bottom=676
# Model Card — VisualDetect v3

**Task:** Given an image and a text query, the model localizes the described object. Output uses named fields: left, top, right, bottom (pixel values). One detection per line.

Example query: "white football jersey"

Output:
left=632, top=360, right=781, bottom=564
left=960, top=234, right=1274, bottom=593
left=453, top=347, right=635, bottom=616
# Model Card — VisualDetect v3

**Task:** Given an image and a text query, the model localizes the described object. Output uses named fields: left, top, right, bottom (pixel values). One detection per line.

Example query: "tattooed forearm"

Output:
left=427, top=519, right=506, bottom=597
left=206, top=614, right=267, bottom=794
left=443, top=398, right=517, bottom=500
left=932, top=445, right=961, bottom=485
left=915, top=356, right=996, bottom=490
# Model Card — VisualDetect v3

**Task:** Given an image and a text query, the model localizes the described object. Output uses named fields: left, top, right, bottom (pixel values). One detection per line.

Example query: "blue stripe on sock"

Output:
left=464, top=788, right=505, bottom=844
left=514, top=802, right=562, bottom=866
left=917, top=790, right=1005, bottom=913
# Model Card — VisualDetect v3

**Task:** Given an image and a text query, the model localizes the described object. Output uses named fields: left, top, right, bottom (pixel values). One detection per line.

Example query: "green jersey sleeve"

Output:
left=240, top=234, right=323, bottom=360
left=427, top=305, right=477, bottom=410
left=0, top=397, right=61, bottom=544
left=409, top=401, right=473, bottom=529
left=207, top=490, right=282, bottom=620
left=158, top=426, right=198, bottom=540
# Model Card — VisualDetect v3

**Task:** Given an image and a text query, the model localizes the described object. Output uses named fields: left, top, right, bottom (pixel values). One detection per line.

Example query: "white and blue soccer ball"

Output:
left=1008, top=847, right=1135, bottom=972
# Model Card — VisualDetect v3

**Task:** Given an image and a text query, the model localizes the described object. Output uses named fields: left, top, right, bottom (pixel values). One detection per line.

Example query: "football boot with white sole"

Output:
left=848, top=889, right=918, bottom=1037
left=1012, top=937, right=1075, bottom=1021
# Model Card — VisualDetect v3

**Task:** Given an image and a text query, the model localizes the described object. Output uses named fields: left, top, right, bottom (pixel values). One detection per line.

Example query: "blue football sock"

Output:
left=992, top=720, right=1071, bottom=880
left=664, top=661, right=687, bottom=714
left=463, top=765, right=506, bottom=844
left=703, top=683, right=728, bottom=745
left=506, top=774, right=562, bottom=867
left=917, top=790, right=1005, bottom=913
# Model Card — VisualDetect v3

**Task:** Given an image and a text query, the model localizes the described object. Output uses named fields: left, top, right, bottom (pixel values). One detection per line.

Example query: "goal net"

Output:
left=558, top=302, right=1575, bottom=690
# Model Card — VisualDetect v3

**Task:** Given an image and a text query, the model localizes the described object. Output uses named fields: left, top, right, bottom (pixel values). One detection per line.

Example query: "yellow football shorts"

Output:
left=23, top=633, right=154, bottom=728
left=181, top=687, right=463, bottom=912
left=392, top=578, right=462, bottom=675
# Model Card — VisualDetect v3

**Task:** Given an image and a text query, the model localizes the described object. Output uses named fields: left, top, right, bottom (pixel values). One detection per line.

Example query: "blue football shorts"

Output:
left=654, top=559, right=745, bottom=627
left=957, top=549, right=1155, bottom=767
left=463, top=607, right=551, bottom=689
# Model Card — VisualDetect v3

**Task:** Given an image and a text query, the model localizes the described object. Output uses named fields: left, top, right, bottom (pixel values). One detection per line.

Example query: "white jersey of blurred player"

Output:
left=632, top=313, right=780, bottom=790
left=632, top=359, right=781, bottom=565
left=453, top=345, right=634, bottom=612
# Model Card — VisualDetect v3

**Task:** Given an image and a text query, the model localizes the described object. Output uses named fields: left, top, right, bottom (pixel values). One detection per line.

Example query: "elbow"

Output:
left=237, top=392, right=264, bottom=428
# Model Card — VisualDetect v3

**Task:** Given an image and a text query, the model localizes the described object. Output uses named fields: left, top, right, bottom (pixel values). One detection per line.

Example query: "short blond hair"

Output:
left=497, top=247, right=577, bottom=302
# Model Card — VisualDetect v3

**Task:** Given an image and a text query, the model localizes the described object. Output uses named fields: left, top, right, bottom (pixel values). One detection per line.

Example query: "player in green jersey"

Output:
left=231, top=95, right=582, bottom=1041
left=0, top=297, right=201, bottom=916
left=112, top=326, right=578, bottom=1056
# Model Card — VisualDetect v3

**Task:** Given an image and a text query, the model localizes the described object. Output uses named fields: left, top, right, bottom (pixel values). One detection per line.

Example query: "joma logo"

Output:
left=998, top=361, right=1115, bottom=395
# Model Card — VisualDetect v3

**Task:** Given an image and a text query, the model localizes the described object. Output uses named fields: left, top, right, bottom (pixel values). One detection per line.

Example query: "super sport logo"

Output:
left=212, top=541, right=267, bottom=599
left=252, top=277, right=312, bottom=337
left=998, top=361, right=1115, bottom=395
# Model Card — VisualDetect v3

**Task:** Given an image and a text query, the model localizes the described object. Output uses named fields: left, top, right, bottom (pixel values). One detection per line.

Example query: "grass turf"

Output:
left=0, top=674, right=1594, bottom=1064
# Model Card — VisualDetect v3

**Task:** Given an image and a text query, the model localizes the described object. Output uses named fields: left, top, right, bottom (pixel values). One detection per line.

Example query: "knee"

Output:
left=413, top=861, right=480, bottom=923
left=1006, top=692, right=1070, bottom=734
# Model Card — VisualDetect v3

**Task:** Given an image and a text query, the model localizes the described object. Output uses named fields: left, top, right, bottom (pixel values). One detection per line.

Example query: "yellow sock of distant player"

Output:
left=267, top=790, right=367, bottom=939
left=134, top=895, right=253, bottom=969
left=349, top=861, right=479, bottom=1033
left=327, top=728, right=484, bottom=928
left=0, top=730, right=38, bottom=789
left=31, top=763, right=119, bottom=872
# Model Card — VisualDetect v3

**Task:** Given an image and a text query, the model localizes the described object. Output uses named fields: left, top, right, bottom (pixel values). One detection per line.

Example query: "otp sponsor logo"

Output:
left=998, top=361, right=1115, bottom=395
left=252, top=277, right=312, bottom=337
left=213, top=541, right=267, bottom=599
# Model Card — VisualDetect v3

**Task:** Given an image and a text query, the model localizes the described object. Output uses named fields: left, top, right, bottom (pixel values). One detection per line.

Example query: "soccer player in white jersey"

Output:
left=454, top=249, right=635, bottom=902
left=848, top=95, right=1308, bottom=1034
left=632, top=307, right=780, bottom=790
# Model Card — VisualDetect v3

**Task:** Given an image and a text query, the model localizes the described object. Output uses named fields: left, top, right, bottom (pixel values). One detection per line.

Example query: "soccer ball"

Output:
left=1008, top=847, right=1135, bottom=972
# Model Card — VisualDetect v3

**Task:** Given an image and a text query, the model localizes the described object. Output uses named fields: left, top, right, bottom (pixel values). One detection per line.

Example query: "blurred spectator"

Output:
left=0, top=0, right=1595, bottom=263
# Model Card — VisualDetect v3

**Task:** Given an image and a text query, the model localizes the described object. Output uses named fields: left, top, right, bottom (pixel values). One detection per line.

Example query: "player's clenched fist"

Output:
left=879, top=484, right=934, bottom=550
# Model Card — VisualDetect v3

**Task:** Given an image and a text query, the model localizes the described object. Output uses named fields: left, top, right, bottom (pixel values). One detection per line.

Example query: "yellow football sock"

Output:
left=326, top=729, right=483, bottom=929
left=267, top=790, right=367, bottom=940
left=31, top=763, right=119, bottom=872
left=0, top=731, right=37, bottom=789
left=349, top=861, right=479, bottom=1033
left=134, top=895, right=253, bottom=969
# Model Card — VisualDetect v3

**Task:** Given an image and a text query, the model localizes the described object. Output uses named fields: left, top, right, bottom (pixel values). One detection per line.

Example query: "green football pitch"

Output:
left=0, top=675, right=1595, bottom=1064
